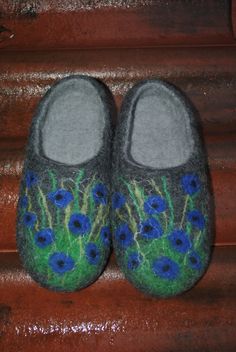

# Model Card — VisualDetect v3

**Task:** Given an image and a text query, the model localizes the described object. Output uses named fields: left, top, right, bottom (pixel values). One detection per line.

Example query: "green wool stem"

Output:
left=89, top=193, right=95, bottom=222
left=121, top=177, right=144, bottom=220
left=48, top=170, right=57, bottom=191
left=37, top=186, right=46, bottom=228
left=180, top=195, right=189, bottom=229
left=38, top=186, right=52, bottom=228
left=161, top=176, right=174, bottom=233
left=189, top=196, right=194, bottom=211
left=81, top=175, right=95, bottom=214
left=150, top=179, right=168, bottom=234
left=74, top=169, right=85, bottom=210
left=125, top=203, right=137, bottom=233
left=90, top=204, right=106, bottom=241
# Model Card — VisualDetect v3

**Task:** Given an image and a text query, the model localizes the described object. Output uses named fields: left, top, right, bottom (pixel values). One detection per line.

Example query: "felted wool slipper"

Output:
left=112, top=79, right=213, bottom=297
left=17, top=75, right=115, bottom=292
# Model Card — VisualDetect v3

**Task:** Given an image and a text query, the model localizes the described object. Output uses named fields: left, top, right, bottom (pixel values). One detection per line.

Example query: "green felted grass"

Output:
left=112, top=174, right=211, bottom=298
left=18, top=168, right=111, bottom=292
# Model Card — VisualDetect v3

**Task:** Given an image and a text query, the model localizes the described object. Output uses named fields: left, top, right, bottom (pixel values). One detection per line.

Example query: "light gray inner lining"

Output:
left=41, top=80, right=104, bottom=165
left=130, top=86, right=194, bottom=168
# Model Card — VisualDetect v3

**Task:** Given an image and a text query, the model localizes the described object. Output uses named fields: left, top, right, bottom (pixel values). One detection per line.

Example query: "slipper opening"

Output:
left=129, top=83, right=194, bottom=169
left=41, top=78, right=105, bottom=165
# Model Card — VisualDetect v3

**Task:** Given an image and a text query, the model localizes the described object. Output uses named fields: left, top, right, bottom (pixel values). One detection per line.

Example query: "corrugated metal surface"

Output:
left=0, top=1, right=235, bottom=350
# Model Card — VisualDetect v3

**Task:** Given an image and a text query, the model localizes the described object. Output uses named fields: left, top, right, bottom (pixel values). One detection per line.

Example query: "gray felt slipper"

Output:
left=16, top=75, right=115, bottom=292
left=112, top=79, right=213, bottom=297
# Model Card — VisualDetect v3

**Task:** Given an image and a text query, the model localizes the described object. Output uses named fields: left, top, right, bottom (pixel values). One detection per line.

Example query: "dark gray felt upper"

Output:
left=42, top=78, right=106, bottom=165
left=130, top=83, right=194, bottom=168
left=112, top=79, right=213, bottom=243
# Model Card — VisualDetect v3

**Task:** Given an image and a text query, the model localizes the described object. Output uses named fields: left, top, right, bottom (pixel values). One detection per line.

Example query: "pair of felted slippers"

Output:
left=17, top=76, right=212, bottom=297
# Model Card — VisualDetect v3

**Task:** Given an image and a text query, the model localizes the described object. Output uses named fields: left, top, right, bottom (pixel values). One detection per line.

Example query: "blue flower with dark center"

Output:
left=139, top=217, right=163, bottom=240
left=100, top=226, right=111, bottom=246
left=92, top=183, right=108, bottom=205
left=35, top=228, right=55, bottom=248
left=19, top=195, right=28, bottom=208
left=152, top=256, right=180, bottom=280
left=48, top=189, right=73, bottom=208
left=187, top=210, right=205, bottom=230
left=168, top=229, right=191, bottom=253
left=112, top=192, right=126, bottom=209
left=85, top=243, right=100, bottom=265
left=23, top=212, right=37, bottom=228
left=68, top=213, right=91, bottom=236
left=144, top=195, right=167, bottom=215
left=188, top=251, right=202, bottom=270
left=115, top=224, right=134, bottom=249
left=49, top=252, right=75, bottom=275
left=181, top=173, right=201, bottom=195
left=127, top=252, right=143, bottom=271
left=26, top=171, right=38, bottom=188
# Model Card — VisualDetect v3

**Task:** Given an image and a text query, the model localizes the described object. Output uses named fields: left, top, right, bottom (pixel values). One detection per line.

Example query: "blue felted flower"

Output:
left=127, top=252, right=143, bottom=271
left=48, top=189, right=73, bottom=208
left=26, top=171, right=38, bottom=188
left=152, top=256, right=180, bottom=280
left=85, top=243, right=100, bottom=265
left=49, top=252, right=75, bottom=275
left=144, top=195, right=167, bottom=215
left=92, top=183, right=108, bottom=205
left=23, top=212, right=37, bottom=228
left=139, top=217, right=163, bottom=240
left=35, top=228, right=55, bottom=248
left=181, top=173, right=201, bottom=195
left=168, top=229, right=191, bottom=253
left=187, top=210, right=205, bottom=230
left=188, top=251, right=202, bottom=270
left=112, top=192, right=126, bottom=209
left=68, top=213, right=91, bottom=236
left=100, top=226, right=111, bottom=246
left=19, top=195, right=28, bottom=209
left=115, top=224, right=134, bottom=249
